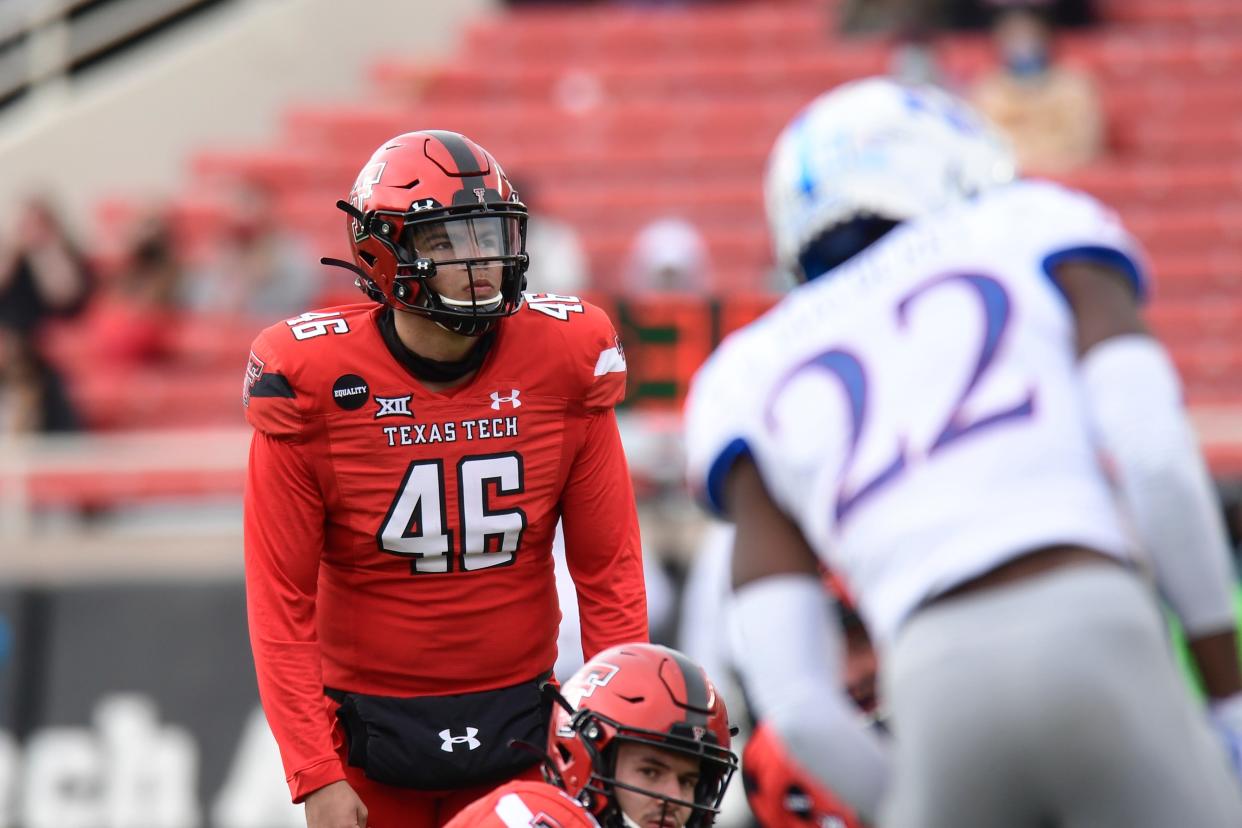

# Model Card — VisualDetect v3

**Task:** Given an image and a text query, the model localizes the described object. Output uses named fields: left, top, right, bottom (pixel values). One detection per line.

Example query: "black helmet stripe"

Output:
left=669, top=648, right=710, bottom=728
left=424, top=130, right=488, bottom=204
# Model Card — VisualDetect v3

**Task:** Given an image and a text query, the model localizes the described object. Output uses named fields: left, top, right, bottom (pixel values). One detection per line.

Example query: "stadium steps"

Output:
left=74, top=0, right=1242, bottom=438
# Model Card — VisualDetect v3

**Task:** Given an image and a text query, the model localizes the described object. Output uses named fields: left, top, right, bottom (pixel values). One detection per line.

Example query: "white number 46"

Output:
left=286, top=311, right=350, bottom=340
left=379, top=453, right=528, bottom=574
left=524, top=292, right=584, bottom=321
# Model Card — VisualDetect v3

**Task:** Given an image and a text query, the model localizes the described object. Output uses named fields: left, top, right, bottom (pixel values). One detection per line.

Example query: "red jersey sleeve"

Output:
left=242, top=326, right=307, bottom=440
left=519, top=295, right=625, bottom=411
left=559, top=407, right=648, bottom=659
left=242, top=323, right=342, bottom=801
left=579, top=302, right=627, bottom=411
left=244, top=430, right=343, bottom=802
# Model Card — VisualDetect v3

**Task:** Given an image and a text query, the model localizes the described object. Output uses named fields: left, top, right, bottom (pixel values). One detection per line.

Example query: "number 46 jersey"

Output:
left=685, top=181, right=1147, bottom=647
left=242, top=293, right=646, bottom=800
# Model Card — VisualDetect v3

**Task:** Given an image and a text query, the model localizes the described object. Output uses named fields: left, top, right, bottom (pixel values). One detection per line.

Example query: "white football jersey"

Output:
left=685, top=180, right=1149, bottom=647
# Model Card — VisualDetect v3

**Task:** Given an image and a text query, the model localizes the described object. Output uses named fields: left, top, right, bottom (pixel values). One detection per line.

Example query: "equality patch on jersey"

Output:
left=332, top=374, right=370, bottom=410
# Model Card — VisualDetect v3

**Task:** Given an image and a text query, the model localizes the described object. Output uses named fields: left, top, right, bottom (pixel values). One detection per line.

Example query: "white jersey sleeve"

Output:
left=684, top=332, right=766, bottom=517
left=997, top=179, right=1151, bottom=302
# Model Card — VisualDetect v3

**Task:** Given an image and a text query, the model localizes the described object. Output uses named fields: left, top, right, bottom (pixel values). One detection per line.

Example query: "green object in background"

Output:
left=1168, top=587, right=1242, bottom=700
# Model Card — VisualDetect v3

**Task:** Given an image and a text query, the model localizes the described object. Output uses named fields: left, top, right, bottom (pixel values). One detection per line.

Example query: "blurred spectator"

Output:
left=86, top=210, right=184, bottom=365
left=0, top=326, right=80, bottom=434
left=838, top=0, right=948, bottom=36
left=183, top=183, right=319, bottom=321
left=513, top=178, right=592, bottom=295
left=957, top=0, right=1096, bottom=29
left=845, top=0, right=1097, bottom=32
left=889, top=36, right=947, bottom=87
left=0, top=195, right=92, bottom=337
left=970, top=5, right=1104, bottom=174
left=623, top=216, right=711, bottom=293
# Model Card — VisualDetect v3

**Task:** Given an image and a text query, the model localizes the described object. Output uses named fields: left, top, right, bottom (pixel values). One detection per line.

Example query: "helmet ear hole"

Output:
left=358, top=250, right=377, bottom=268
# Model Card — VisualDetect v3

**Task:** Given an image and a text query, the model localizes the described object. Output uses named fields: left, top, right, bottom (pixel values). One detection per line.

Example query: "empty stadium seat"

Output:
left=76, top=0, right=1242, bottom=443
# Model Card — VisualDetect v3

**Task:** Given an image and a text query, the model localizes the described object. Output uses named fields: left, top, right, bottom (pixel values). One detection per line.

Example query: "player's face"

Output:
left=613, top=743, right=700, bottom=828
left=408, top=217, right=508, bottom=304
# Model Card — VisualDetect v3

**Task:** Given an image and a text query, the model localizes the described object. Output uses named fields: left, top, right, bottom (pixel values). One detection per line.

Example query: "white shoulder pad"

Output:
left=684, top=334, right=766, bottom=517
left=993, top=180, right=1151, bottom=301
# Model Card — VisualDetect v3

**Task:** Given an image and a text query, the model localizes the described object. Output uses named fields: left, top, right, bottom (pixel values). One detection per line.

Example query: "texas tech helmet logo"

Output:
left=563, top=663, right=620, bottom=709
left=349, top=161, right=386, bottom=241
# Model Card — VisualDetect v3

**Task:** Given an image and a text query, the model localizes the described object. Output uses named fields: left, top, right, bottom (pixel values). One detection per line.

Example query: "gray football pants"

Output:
left=879, top=563, right=1242, bottom=828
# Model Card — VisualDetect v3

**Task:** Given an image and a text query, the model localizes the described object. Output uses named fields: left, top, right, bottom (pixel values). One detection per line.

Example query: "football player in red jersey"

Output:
left=242, top=130, right=648, bottom=828
left=446, top=643, right=739, bottom=828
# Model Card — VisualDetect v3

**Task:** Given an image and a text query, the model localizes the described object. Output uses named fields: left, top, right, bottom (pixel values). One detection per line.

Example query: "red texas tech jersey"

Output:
left=242, top=293, right=646, bottom=800
left=446, top=780, right=601, bottom=828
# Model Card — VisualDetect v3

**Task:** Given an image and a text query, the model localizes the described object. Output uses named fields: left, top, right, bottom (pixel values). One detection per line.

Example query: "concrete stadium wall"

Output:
left=0, top=0, right=496, bottom=226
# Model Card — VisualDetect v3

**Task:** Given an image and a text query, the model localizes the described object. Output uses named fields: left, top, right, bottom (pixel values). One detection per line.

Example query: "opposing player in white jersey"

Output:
left=685, top=77, right=1242, bottom=827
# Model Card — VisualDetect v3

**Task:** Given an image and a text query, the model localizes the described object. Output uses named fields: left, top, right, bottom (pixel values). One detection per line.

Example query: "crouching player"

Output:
left=448, top=643, right=739, bottom=828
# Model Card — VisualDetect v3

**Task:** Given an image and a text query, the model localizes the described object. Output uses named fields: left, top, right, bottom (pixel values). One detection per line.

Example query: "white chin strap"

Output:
left=620, top=812, right=643, bottom=828
left=437, top=292, right=504, bottom=311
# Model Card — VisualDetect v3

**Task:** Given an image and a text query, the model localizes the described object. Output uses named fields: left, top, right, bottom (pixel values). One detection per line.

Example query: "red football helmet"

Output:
left=329, top=130, right=529, bottom=336
left=548, top=644, right=738, bottom=828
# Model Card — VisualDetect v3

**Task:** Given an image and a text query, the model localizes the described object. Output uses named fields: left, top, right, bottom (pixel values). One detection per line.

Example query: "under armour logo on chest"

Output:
left=439, top=727, right=481, bottom=752
left=490, top=390, right=521, bottom=410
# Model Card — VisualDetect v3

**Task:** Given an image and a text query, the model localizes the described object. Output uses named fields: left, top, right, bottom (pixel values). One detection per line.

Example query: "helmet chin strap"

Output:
left=432, top=315, right=496, bottom=337
left=427, top=275, right=505, bottom=336
left=436, top=292, right=504, bottom=312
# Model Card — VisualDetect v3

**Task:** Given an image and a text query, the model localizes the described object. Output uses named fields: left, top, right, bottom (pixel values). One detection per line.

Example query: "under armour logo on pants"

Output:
left=439, top=727, right=481, bottom=752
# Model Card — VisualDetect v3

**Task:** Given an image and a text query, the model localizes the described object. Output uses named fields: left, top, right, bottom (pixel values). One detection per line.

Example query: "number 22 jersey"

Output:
left=242, top=294, right=647, bottom=799
left=685, top=181, right=1147, bottom=648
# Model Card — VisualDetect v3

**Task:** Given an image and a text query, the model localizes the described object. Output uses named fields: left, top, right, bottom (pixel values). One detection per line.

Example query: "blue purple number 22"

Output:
left=769, top=273, right=1035, bottom=524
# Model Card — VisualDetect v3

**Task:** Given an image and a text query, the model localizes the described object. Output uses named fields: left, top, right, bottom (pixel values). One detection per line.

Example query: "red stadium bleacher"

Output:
left=70, top=0, right=1242, bottom=478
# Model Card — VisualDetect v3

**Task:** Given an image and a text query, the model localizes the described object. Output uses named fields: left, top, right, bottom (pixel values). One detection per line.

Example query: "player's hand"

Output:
left=305, top=780, right=368, bottom=828
left=1209, top=693, right=1242, bottom=781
